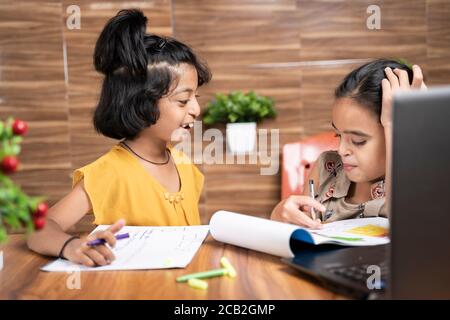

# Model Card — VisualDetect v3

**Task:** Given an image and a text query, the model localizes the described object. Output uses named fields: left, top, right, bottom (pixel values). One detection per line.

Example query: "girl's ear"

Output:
left=94, top=9, right=148, bottom=77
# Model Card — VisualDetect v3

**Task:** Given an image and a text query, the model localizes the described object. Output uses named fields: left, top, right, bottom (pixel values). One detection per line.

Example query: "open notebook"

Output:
left=210, top=211, right=389, bottom=258
left=41, top=225, right=209, bottom=272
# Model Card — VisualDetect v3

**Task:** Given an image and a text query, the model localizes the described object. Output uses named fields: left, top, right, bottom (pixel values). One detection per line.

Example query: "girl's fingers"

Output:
left=93, top=245, right=115, bottom=264
left=92, top=230, right=116, bottom=248
left=381, top=79, right=392, bottom=103
left=300, top=205, right=312, bottom=215
left=107, top=218, right=126, bottom=234
left=84, top=248, right=108, bottom=266
left=384, top=67, right=400, bottom=91
left=300, top=205, right=322, bottom=218
left=411, top=65, right=424, bottom=89
left=421, top=82, right=427, bottom=90
left=381, top=77, right=391, bottom=91
left=77, top=252, right=95, bottom=267
left=298, top=212, right=322, bottom=229
left=393, top=68, right=410, bottom=89
left=300, top=202, right=326, bottom=212
left=288, top=196, right=326, bottom=212
left=300, top=206, right=323, bottom=226
left=84, top=219, right=125, bottom=247
left=286, top=206, right=322, bottom=229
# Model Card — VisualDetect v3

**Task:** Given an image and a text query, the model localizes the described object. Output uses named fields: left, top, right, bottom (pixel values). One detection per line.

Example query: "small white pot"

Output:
left=226, top=122, right=257, bottom=154
left=0, top=250, right=3, bottom=271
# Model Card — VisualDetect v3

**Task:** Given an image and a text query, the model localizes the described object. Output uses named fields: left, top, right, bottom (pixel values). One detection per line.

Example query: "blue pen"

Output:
left=87, top=233, right=130, bottom=246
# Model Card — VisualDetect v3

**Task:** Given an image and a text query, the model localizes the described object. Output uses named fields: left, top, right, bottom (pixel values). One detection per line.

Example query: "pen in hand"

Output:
left=309, top=179, right=316, bottom=221
left=87, top=233, right=130, bottom=247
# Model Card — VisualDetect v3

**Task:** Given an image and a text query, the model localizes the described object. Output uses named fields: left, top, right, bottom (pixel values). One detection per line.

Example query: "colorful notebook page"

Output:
left=346, top=224, right=388, bottom=237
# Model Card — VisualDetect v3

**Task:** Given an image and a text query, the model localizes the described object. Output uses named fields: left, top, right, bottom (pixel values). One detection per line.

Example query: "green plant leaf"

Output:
left=4, top=214, right=20, bottom=229
left=202, top=91, right=276, bottom=125
left=0, top=227, right=7, bottom=243
left=11, top=144, right=21, bottom=156
left=228, top=113, right=238, bottom=123
left=0, top=117, right=44, bottom=242
left=5, top=118, right=13, bottom=139
left=12, top=136, right=23, bottom=144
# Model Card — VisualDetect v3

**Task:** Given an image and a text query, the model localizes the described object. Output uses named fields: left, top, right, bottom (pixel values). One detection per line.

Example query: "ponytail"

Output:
left=94, top=9, right=148, bottom=77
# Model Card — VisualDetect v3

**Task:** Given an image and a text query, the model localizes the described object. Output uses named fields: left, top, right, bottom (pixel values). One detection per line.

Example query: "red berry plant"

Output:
left=0, top=117, right=47, bottom=243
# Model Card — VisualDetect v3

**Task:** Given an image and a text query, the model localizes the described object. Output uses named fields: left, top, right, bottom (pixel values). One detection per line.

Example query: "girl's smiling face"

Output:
left=332, top=97, right=386, bottom=183
left=145, top=63, right=201, bottom=143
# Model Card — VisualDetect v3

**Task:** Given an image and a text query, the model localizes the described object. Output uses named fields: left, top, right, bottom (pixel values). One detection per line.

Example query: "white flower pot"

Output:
left=0, top=250, right=3, bottom=271
left=226, top=122, right=257, bottom=154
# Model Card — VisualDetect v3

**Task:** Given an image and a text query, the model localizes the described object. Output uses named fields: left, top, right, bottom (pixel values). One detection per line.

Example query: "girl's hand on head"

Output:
left=381, top=65, right=427, bottom=128
left=270, top=195, right=325, bottom=229
left=63, top=219, right=126, bottom=267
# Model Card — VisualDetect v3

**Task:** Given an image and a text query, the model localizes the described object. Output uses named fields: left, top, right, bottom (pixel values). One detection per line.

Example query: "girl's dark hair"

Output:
left=93, top=9, right=211, bottom=140
left=335, top=59, right=414, bottom=121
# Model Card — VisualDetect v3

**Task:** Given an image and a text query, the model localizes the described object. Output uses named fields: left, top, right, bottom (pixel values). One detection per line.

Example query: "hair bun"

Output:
left=94, top=9, right=148, bottom=76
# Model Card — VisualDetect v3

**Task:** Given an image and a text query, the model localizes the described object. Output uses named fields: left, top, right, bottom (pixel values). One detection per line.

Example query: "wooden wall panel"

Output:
left=297, top=0, right=427, bottom=62
left=427, top=0, right=450, bottom=85
left=297, top=0, right=428, bottom=137
left=2, top=0, right=450, bottom=230
left=0, top=1, right=72, bottom=205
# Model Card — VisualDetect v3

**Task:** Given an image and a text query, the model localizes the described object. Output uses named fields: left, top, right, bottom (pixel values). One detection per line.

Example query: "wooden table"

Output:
left=0, top=235, right=345, bottom=299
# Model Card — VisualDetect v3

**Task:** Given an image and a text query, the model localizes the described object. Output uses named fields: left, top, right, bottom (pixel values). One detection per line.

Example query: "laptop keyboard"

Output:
left=327, top=261, right=389, bottom=289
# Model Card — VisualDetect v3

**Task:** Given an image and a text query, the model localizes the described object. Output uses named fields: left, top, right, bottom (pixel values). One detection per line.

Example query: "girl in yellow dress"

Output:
left=27, top=9, right=211, bottom=267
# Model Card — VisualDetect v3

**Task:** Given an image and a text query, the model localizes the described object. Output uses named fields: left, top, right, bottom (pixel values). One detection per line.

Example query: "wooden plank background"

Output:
left=1, top=0, right=449, bottom=232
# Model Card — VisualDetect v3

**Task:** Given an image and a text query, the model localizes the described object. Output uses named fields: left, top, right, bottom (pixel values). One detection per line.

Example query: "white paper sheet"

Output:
left=210, top=210, right=299, bottom=258
left=41, top=225, right=209, bottom=272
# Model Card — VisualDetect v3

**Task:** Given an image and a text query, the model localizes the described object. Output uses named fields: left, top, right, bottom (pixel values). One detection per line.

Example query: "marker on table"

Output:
left=220, top=257, right=237, bottom=278
left=87, top=233, right=130, bottom=246
left=309, top=179, right=316, bottom=221
left=187, top=278, right=208, bottom=290
left=176, top=268, right=229, bottom=282
left=176, top=257, right=237, bottom=284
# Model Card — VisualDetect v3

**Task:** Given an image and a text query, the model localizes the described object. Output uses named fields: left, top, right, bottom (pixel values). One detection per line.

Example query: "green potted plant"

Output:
left=0, top=117, right=48, bottom=271
left=203, top=91, right=276, bottom=154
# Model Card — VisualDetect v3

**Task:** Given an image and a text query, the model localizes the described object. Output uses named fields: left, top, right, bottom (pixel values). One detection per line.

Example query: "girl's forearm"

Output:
left=26, top=218, right=75, bottom=257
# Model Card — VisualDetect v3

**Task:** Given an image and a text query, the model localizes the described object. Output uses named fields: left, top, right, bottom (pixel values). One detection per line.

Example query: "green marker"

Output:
left=176, top=268, right=229, bottom=282
left=330, top=236, right=363, bottom=242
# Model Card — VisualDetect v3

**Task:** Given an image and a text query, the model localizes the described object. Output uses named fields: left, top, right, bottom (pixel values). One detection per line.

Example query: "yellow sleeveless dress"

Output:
left=72, top=144, right=203, bottom=226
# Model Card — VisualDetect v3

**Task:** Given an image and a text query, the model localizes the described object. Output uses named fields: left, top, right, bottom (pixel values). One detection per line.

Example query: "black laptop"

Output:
left=282, top=86, right=450, bottom=300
